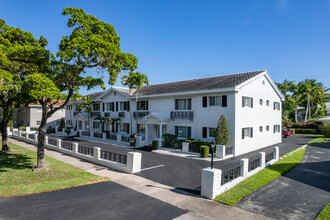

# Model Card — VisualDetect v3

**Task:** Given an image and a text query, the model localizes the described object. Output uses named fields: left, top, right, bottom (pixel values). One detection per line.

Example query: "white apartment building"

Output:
left=65, top=70, right=284, bottom=156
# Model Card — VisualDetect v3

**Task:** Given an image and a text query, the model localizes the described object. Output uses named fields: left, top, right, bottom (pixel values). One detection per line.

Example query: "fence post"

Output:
left=274, top=146, right=279, bottom=161
left=7, top=127, right=11, bottom=136
left=26, top=127, right=30, bottom=132
left=259, top=152, right=266, bottom=168
left=201, top=167, right=222, bottom=199
left=240, top=158, right=249, bottom=178
left=72, top=142, right=78, bottom=154
left=182, top=142, right=189, bottom=152
left=34, top=134, right=38, bottom=143
left=44, top=136, right=48, bottom=145
left=24, top=132, right=28, bottom=139
left=57, top=139, right=62, bottom=149
left=216, top=145, right=225, bottom=159
left=94, top=147, right=101, bottom=160
left=102, top=133, right=107, bottom=140
left=117, top=134, right=122, bottom=143
left=126, top=152, right=142, bottom=174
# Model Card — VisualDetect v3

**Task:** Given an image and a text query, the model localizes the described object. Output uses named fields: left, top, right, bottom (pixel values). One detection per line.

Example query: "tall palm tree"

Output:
left=77, top=96, right=95, bottom=133
left=298, top=79, right=324, bottom=122
left=94, top=116, right=114, bottom=133
left=111, top=117, right=121, bottom=135
left=121, top=71, right=149, bottom=135
left=290, top=83, right=299, bottom=122
left=276, top=80, right=296, bottom=122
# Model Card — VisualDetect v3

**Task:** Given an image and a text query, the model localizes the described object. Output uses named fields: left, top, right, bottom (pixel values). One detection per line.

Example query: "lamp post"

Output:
left=134, top=133, right=137, bottom=152
left=130, top=133, right=137, bottom=152
left=211, top=141, right=215, bottom=169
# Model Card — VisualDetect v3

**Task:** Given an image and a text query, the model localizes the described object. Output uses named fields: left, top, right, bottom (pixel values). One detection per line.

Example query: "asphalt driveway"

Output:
left=236, top=142, right=330, bottom=219
left=0, top=182, right=187, bottom=220
left=54, top=135, right=314, bottom=195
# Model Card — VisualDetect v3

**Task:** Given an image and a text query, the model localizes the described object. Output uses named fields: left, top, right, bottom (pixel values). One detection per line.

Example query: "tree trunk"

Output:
left=1, top=107, right=10, bottom=152
left=295, top=94, right=298, bottom=122
left=36, top=103, right=48, bottom=169
left=304, top=95, right=309, bottom=122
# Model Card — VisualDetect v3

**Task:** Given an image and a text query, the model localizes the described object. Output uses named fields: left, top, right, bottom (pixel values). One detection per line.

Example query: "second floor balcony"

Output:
left=170, top=111, right=193, bottom=121
left=91, top=111, right=101, bottom=117
left=133, top=111, right=150, bottom=119
left=118, top=112, right=125, bottom=117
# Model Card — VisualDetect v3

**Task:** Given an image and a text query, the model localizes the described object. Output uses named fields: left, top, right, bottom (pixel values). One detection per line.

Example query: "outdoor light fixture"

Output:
left=211, top=141, right=215, bottom=169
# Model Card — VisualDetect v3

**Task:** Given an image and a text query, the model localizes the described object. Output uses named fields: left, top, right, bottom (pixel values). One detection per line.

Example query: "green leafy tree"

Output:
left=121, top=71, right=149, bottom=134
left=111, top=117, right=121, bottom=135
left=22, top=8, right=138, bottom=168
left=0, top=19, right=51, bottom=152
left=214, top=114, right=230, bottom=145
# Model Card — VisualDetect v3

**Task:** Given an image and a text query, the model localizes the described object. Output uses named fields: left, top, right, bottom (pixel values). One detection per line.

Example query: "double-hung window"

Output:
left=242, top=127, right=253, bottom=139
left=137, top=101, right=149, bottom=110
left=208, top=128, right=216, bottom=137
left=274, top=102, right=280, bottom=110
left=175, top=98, right=191, bottom=110
left=274, top=125, right=280, bottom=133
left=260, top=99, right=263, bottom=106
left=105, top=103, right=111, bottom=111
left=266, top=100, right=270, bottom=106
left=209, top=96, right=221, bottom=106
left=259, top=126, right=263, bottom=132
left=120, top=102, right=129, bottom=111
left=93, top=121, right=100, bottom=130
left=93, top=103, right=100, bottom=111
left=175, top=126, right=191, bottom=138
left=242, top=96, right=253, bottom=108
left=266, top=125, right=270, bottom=132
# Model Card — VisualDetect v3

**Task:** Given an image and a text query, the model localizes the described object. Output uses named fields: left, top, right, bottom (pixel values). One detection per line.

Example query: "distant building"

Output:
left=13, top=101, right=66, bottom=129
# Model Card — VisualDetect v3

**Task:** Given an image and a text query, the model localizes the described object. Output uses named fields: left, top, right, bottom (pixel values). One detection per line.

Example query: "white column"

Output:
left=240, top=158, right=249, bottom=178
left=57, top=139, right=62, bottom=149
left=44, top=136, right=48, bottom=145
left=158, top=123, right=163, bottom=148
left=201, top=167, right=222, bottom=199
left=145, top=124, right=148, bottom=146
left=102, top=132, right=107, bottom=140
left=182, top=142, right=189, bottom=152
left=72, top=142, right=78, bottom=154
left=274, top=146, right=279, bottom=161
left=19, top=130, right=22, bottom=137
left=94, top=147, right=100, bottom=160
left=216, top=145, right=225, bottom=159
left=259, top=152, right=266, bottom=168
left=127, top=152, right=142, bottom=174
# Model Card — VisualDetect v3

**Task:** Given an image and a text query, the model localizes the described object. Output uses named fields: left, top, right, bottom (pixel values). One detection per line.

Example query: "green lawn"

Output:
left=0, top=142, right=109, bottom=197
left=214, top=146, right=306, bottom=206
left=317, top=203, right=330, bottom=220
left=293, top=134, right=323, bottom=137
left=307, top=137, right=330, bottom=145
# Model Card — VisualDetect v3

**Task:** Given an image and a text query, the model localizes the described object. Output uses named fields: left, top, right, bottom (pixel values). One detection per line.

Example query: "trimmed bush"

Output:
left=321, top=122, right=330, bottom=138
left=46, top=127, right=55, bottom=134
left=163, top=134, right=178, bottom=148
left=18, top=126, right=26, bottom=131
left=152, top=140, right=158, bottom=150
left=200, top=145, right=209, bottom=158
left=294, top=128, right=317, bottom=134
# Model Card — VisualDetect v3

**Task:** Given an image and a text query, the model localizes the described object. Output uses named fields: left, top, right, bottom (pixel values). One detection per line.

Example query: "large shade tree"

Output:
left=22, top=8, right=138, bottom=168
left=0, top=19, right=51, bottom=152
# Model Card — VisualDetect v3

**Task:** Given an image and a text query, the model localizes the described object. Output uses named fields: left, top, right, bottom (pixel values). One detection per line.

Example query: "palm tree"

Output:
left=276, top=80, right=296, bottom=122
left=94, top=116, right=113, bottom=133
left=77, top=96, right=95, bottom=133
left=111, top=117, right=121, bottom=135
left=298, top=79, right=324, bottom=122
left=121, top=71, right=149, bottom=135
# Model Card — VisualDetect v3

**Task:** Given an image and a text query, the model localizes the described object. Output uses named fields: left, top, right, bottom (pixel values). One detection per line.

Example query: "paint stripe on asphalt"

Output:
left=140, top=165, right=164, bottom=171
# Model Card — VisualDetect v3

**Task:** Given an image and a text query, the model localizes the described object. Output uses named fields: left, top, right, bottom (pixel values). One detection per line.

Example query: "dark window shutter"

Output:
left=188, top=98, right=192, bottom=110
left=136, top=101, right=139, bottom=111
left=251, top=98, right=253, bottom=108
left=188, top=127, right=191, bottom=138
left=274, top=102, right=275, bottom=110
left=222, top=95, right=227, bottom=107
left=175, top=99, right=178, bottom=110
left=250, top=127, right=253, bottom=137
left=116, top=102, right=118, bottom=111
left=112, top=102, right=115, bottom=111
left=202, top=127, right=207, bottom=138
left=242, top=128, right=244, bottom=139
left=126, top=123, right=129, bottom=133
left=274, top=125, right=276, bottom=133
left=175, top=126, right=178, bottom=136
left=116, top=123, right=118, bottom=132
left=242, top=96, right=245, bottom=107
left=127, top=101, right=130, bottom=111
left=203, top=96, right=207, bottom=107
left=112, top=122, right=115, bottom=132
left=146, top=101, right=149, bottom=110
left=102, top=103, right=105, bottom=112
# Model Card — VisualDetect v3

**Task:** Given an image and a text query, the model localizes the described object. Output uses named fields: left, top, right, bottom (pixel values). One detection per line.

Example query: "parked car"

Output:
left=282, top=128, right=291, bottom=138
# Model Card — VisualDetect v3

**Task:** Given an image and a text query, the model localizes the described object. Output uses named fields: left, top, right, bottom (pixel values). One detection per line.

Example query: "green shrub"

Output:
left=18, top=126, right=26, bottom=131
left=321, top=122, right=330, bottom=138
left=152, top=140, right=158, bottom=150
left=46, top=127, right=55, bottom=134
left=294, top=128, right=317, bottom=134
left=30, top=127, right=38, bottom=131
left=76, top=132, right=80, bottom=137
left=163, top=133, right=177, bottom=148
left=200, top=145, right=209, bottom=158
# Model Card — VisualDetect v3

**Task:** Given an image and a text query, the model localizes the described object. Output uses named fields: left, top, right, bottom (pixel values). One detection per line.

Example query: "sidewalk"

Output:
left=8, top=138, right=271, bottom=220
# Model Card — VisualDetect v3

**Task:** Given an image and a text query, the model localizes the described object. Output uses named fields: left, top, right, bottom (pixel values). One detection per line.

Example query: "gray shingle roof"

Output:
left=134, top=70, right=265, bottom=96
left=85, top=91, right=105, bottom=100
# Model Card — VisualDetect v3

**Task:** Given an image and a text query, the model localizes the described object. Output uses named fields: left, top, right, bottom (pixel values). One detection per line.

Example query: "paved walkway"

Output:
left=236, top=143, right=330, bottom=219
left=6, top=138, right=270, bottom=220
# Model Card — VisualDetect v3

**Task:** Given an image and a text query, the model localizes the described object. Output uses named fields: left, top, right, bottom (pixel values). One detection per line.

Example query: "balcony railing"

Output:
left=170, top=111, right=193, bottom=121
left=73, top=111, right=79, bottom=116
left=104, top=112, right=110, bottom=117
left=93, top=132, right=102, bottom=138
left=91, top=112, right=101, bottom=117
left=118, top=112, right=125, bottom=117
left=133, top=111, right=150, bottom=119
left=225, top=146, right=233, bottom=156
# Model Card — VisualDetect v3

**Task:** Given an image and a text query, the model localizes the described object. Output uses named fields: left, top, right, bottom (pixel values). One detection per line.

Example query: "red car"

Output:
left=282, top=128, right=291, bottom=138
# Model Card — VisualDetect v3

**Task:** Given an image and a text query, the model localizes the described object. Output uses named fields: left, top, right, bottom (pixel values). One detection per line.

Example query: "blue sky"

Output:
left=1, top=0, right=330, bottom=95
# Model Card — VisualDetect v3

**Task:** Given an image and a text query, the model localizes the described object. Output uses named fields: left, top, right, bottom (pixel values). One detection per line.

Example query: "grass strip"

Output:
left=214, top=146, right=306, bottom=206
left=307, top=137, right=330, bottom=145
left=0, top=142, right=109, bottom=197
left=316, top=203, right=330, bottom=220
